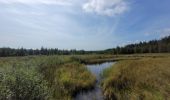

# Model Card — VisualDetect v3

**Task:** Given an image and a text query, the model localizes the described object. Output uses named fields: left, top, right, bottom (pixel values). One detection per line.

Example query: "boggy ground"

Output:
left=1, top=54, right=170, bottom=100
left=102, top=54, right=170, bottom=100
left=0, top=55, right=114, bottom=100
left=0, top=55, right=97, bottom=100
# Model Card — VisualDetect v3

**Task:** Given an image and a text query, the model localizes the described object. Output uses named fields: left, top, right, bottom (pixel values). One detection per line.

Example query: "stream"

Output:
left=75, top=62, right=115, bottom=100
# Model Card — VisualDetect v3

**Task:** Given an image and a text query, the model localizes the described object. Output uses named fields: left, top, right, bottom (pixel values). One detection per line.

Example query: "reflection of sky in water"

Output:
left=86, top=62, right=115, bottom=80
left=75, top=62, right=115, bottom=100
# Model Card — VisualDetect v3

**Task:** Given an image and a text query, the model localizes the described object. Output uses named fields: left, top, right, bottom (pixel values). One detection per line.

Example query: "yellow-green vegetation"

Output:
left=2, top=54, right=170, bottom=100
left=38, top=56, right=96, bottom=99
left=72, top=53, right=170, bottom=64
left=71, top=54, right=115, bottom=64
left=0, top=56, right=51, bottom=99
left=102, top=56, right=170, bottom=100
left=0, top=55, right=96, bottom=100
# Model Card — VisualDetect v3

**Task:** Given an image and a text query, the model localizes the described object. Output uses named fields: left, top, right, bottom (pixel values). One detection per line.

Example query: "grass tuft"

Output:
left=102, top=57, right=170, bottom=100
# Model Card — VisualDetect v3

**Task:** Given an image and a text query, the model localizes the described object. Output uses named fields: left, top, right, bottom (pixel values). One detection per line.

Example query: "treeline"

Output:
left=0, top=36, right=170, bottom=57
left=105, top=35, right=170, bottom=54
left=0, top=47, right=106, bottom=57
left=0, top=47, right=92, bottom=57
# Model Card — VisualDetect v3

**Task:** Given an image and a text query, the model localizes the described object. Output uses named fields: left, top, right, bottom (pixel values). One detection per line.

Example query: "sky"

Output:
left=0, top=0, right=170, bottom=50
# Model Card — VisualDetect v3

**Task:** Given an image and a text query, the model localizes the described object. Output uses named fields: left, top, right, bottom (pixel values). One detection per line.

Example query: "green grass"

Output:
left=1, top=54, right=170, bottom=100
left=102, top=56, right=170, bottom=100
left=38, top=57, right=96, bottom=99
left=0, top=55, right=97, bottom=100
left=0, top=61, right=50, bottom=100
left=71, top=54, right=115, bottom=64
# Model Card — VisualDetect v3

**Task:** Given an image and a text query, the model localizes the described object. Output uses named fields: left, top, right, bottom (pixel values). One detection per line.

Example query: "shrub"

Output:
left=0, top=66, right=50, bottom=100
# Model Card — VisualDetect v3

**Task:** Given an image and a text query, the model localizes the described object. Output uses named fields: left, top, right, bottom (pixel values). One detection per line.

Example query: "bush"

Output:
left=0, top=66, right=50, bottom=100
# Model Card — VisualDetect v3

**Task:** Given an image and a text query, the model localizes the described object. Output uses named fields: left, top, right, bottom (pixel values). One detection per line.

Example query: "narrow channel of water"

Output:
left=75, top=62, right=115, bottom=100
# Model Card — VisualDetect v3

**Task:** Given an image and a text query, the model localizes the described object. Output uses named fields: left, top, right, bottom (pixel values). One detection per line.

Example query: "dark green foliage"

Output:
left=0, top=47, right=91, bottom=57
left=1, top=36, right=170, bottom=57
left=109, top=36, right=170, bottom=54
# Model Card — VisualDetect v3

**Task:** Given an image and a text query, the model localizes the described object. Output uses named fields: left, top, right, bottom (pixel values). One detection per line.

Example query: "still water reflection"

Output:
left=75, top=62, right=115, bottom=100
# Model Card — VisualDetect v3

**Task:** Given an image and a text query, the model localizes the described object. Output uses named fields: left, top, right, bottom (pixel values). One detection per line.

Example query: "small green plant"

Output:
left=0, top=65, right=50, bottom=100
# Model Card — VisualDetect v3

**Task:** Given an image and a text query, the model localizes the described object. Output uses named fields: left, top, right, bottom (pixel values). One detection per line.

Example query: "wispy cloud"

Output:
left=1, top=0, right=169, bottom=50
left=0, top=0, right=73, bottom=6
left=82, top=0, right=128, bottom=16
left=145, top=28, right=170, bottom=38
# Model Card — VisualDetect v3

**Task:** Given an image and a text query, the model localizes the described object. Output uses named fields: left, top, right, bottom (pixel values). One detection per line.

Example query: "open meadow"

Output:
left=102, top=54, right=170, bottom=100
left=0, top=54, right=170, bottom=100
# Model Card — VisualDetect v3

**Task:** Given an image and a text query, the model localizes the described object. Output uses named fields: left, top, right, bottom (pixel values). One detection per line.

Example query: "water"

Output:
left=75, top=62, right=115, bottom=100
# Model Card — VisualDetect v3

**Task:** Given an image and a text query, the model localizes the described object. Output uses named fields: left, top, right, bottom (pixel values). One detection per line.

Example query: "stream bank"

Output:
left=75, top=62, right=115, bottom=100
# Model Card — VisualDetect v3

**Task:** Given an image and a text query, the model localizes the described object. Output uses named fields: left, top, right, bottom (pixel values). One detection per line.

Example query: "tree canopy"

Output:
left=0, top=36, right=170, bottom=57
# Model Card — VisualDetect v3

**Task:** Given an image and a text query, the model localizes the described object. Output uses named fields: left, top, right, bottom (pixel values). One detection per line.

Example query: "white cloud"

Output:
left=82, top=0, right=128, bottom=16
left=145, top=28, right=170, bottom=38
left=0, top=0, right=72, bottom=6
left=158, top=28, right=170, bottom=37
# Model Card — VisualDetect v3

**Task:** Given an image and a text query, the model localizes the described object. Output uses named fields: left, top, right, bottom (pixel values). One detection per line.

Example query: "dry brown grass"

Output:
left=102, top=56, right=170, bottom=100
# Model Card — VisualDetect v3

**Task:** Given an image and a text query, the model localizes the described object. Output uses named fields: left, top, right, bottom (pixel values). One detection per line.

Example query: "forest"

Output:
left=0, top=36, right=170, bottom=57
left=105, top=35, right=170, bottom=54
left=0, top=36, right=170, bottom=100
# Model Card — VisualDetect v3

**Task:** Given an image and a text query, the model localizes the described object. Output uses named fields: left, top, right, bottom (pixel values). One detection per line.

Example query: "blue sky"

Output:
left=0, top=0, right=170, bottom=50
